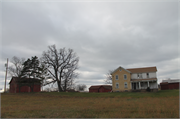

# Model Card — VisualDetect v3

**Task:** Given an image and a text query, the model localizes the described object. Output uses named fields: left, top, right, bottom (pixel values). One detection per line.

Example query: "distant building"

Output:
left=66, top=89, right=77, bottom=92
left=89, top=85, right=112, bottom=93
left=111, top=66, right=158, bottom=92
left=160, top=79, right=180, bottom=90
left=9, top=77, right=41, bottom=93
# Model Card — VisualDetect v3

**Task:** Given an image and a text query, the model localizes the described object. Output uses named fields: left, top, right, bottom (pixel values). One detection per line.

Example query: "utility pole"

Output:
left=4, top=58, right=8, bottom=92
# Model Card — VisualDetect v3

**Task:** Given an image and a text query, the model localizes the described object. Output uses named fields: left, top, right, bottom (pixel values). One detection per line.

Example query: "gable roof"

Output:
left=102, top=86, right=112, bottom=90
left=9, top=77, right=42, bottom=84
left=89, top=85, right=112, bottom=90
left=111, top=66, right=131, bottom=75
left=127, top=66, right=157, bottom=73
left=111, top=66, right=157, bottom=75
left=162, top=79, right=180, bottom=83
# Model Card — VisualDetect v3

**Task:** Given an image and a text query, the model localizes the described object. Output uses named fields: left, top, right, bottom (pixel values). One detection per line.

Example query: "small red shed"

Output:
left=89, top=85, right=112, bottom=93
left=9, top=77, right=41, bottom=93
left=160, top=79, right=179, bottom=90
left=160, top=82, right=169, bottom=90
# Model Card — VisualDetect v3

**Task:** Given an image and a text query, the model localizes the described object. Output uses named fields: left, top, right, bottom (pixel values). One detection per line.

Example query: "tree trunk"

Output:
left=57, top=80, right=63, bottom=92
left=64, top=79, right=67, bottom=92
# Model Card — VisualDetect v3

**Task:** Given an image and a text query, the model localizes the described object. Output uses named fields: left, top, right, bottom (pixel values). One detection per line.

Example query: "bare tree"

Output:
left=104, top=70, right=113, bottom=84
left=62, top=67, right=78, bottom=91
left=76, top=84, right=87, bottom=91
left=41, top=45, right=79, bottom=92
left=8, top=56, right=25, bottom=77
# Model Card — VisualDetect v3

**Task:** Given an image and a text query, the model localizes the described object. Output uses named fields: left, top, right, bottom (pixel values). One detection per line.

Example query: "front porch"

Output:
left=131, top=80, right=158, bottom=91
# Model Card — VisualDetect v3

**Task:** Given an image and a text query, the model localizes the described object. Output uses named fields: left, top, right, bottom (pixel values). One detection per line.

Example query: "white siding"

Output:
left=131, top=73, right=137, bottom=79
left=149, top=72, right=156, bottom=78
left=149, top=82, right=158, bottom=89
left=131, top=72, right=156, bottom=79
left=140, top=81, right=158, bottom=89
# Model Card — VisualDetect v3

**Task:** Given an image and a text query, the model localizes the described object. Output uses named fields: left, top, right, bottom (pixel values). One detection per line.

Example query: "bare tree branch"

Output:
left=8, top=56, right=25, bottom=77
left=104, top=70, right=113, bottom=84
left=41, top=45, right=79, bottom=92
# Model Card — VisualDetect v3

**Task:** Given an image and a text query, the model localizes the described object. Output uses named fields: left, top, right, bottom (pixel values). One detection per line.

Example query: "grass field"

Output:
left=1, top=89, right=179, bottom=118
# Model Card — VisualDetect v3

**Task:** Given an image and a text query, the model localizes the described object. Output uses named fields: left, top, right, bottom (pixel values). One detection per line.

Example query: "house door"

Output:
left=134, top=83, right=136, bottom=90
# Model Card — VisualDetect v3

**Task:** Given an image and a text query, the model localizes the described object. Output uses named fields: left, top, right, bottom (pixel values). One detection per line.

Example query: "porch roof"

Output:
left=131, top=78, right=157, bottom=82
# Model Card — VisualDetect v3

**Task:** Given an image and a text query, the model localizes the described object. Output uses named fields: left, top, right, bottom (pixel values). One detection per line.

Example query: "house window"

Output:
left=116, top=83, right=119, bottom=88
left=116, top=75, right=118, bottom=80
left=124, top=82, right=128, bottom=88
left=124, top=74, right=127, bottom=80
left=137, top=73, right=142, bottom=79
left=147, top=73, right=149, bottom=78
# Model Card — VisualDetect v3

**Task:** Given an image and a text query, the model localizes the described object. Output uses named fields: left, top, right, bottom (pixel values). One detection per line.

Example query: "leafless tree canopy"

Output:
left=41, top=45, right=79, bottom=92
left=8, top=56, right=25, bottom=77
left=104, top=70, right=113, bottom=84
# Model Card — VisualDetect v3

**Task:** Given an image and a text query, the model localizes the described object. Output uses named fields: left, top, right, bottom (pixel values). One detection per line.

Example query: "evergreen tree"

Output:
left=20, top=56, right=47, bottom=80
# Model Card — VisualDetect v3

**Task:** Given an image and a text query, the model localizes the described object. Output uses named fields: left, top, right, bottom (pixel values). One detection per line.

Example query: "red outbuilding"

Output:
left=160, top=79, right=179, bottom=90
left=9, top=77, right=41, bottom=93
left=89, top=85, right=112, bottom=93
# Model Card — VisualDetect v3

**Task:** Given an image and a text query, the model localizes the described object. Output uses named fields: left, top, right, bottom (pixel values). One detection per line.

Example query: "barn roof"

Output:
left=89, top=85, right=112, bottom=90
left=160, top=82, right=168, bottom=85
left=9, top=77, right=42, bottom=84
left=162, top=79, right=180, bottom=83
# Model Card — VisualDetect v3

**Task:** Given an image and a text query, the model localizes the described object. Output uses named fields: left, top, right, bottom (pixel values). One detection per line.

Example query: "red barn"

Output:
left=9, top=77, right=41, bottom=93
left=160, top=79, right=179, bottom=90
left=89, top=85, right=112, bottom=93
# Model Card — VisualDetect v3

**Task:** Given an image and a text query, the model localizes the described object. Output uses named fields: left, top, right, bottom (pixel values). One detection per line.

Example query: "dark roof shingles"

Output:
left=127, top=66, right=157, bottom=73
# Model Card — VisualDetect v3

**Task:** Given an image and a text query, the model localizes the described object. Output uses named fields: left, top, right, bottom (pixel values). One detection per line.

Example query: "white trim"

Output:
left=116, top=83, right=119, bottom=89
left=124, top=74, right=127, bottom=80
left=115, top=75, right=119, bottom=80
left=124, top=82, right=128, bottom=88
left=139, top=82, right=141, bottom=89
left=131, top=80, right=157, bottom=82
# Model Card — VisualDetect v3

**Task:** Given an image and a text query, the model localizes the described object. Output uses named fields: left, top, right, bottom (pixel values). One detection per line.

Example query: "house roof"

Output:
left=131, top=78, right=157, bottom=82
left=111, top=66, right=131, bottom=75
left=111, top=66, right=157, bottom=75
left=127, top=66, right=157, bottom=73
left=89, top=85, right=112, bottom=90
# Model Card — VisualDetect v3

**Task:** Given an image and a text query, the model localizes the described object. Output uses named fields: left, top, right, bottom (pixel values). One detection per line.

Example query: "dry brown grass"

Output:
left=1, top=93, right=179, bottom=118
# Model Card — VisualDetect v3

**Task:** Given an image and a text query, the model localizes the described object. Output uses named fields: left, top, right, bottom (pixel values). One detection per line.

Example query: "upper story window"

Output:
left=115, top=75, right=118, bottom=80
left=116, top=83, right=119, bottom=88
left=124, top=82, right=128, bottom=88
left=124, top=74, right=127, bottom=80
left=147, top=73, right=149, bottom=78
left=137, top=73, right=142, bottom=79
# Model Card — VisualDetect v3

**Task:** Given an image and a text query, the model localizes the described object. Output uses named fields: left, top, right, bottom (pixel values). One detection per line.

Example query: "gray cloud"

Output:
left=1, top=1, right=179, bottom=90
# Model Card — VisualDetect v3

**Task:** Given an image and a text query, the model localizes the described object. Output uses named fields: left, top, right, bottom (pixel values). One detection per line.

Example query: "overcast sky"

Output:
left=0, top=0, right=179, bottom=91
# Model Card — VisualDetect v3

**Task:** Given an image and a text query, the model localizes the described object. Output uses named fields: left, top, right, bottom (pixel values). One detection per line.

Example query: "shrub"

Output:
left=146, top=87, right=151, bottom=92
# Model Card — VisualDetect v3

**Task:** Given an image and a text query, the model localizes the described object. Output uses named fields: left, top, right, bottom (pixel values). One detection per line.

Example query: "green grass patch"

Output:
left=35, top=89, right=179, bottom=98
left=1, top=89, right=179, bottom=118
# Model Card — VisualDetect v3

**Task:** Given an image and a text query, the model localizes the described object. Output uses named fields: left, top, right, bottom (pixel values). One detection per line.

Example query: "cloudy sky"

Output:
left=0, top=0, right=179, bottom=91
